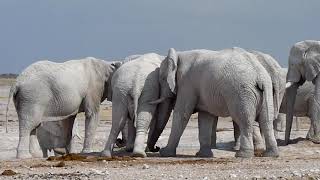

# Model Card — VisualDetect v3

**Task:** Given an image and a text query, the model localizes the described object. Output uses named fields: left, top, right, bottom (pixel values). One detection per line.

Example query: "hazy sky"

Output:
left=0, top=0, right=319, bottom=73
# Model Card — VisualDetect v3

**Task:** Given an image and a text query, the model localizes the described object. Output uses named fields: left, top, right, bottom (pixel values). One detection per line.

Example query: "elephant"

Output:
left=6, top=57, right=121, bottom=158
left=285, top=40, right=320, bottom=145
left=36, top=118, right=81, bottom=157
left=227, top=68, right=314, bottom=150
left=101, top=53, right=173, bottom=157
left=210, top=50, right=285, bottom=150
left=151, top=48, right=279, bottom=158
left=275, top=68, right=314, bottom=125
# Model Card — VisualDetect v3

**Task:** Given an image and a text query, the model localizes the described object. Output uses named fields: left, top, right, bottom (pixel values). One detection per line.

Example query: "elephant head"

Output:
left=103, top=61, right=122, bottom=101
left=147, top=48, right=178, bottom=151
left=285, top=40, right=320, bottom=144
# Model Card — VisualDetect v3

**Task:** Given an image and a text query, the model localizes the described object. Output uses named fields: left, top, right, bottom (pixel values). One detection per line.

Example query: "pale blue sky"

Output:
left=0, top=0, right=319, bottom=73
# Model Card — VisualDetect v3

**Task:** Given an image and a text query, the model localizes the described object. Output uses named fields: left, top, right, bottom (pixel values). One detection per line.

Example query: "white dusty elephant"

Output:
left=229, top=68, right=314, bottom=150
left=210, top=50, right=285, bottom=151
left=6, top=57, right=120, bottom=158
left=36, top=118, right=81, bottom=157
left=151, top=48, right=279, bottom=158
left=101, top=53, right=173, bottom=157
left=285, top=40, right=320, bottom=144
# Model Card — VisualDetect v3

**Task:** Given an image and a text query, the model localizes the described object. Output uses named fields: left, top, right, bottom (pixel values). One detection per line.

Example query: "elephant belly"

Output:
left=44, top=93, right=82, bottom=117
left=196, top=95, right=230, bottom=117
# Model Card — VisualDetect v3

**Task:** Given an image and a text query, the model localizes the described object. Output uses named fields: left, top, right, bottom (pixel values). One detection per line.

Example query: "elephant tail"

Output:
left=6, top=84, right=17, bottom=133
left=273, top=84, right=280, bottom=118
left=258, top=77, right=274, bottom=127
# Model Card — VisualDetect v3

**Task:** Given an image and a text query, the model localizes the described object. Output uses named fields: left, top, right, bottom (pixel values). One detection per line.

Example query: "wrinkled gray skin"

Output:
left=210, top=50, right=285, bottom=151
left=230, top=68, right=314, bottom=150
left=285, top=40, right=320, bottom=145
left=7, top=58, right=120, bottom=159
left=101, top=53, right=173, bottom=157
left=36, top=119, right=80, bottom=157
left=151, top=48, right=278, bottom=158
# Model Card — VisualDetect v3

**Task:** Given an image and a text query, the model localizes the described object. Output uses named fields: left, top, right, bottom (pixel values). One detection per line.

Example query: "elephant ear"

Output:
left=303, top=45, right=320, bottom=82
left=166, top=48, right=178, bottom=94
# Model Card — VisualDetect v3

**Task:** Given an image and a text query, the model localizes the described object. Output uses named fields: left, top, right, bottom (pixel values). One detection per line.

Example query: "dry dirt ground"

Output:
left=1, top=78, right=320, bottom=179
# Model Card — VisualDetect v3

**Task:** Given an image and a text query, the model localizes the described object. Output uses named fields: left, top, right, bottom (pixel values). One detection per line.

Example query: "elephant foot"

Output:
left=81, top=148, right=93, bottom=154
left=146, top=146, right=160, bottom=153
left=254, top=143, right=265, bottom=152
left=307, top=135, right=320, bottom=144
left=262, top=149, right=279, bottom=157
left=30, top=152, right=43, bottom=158
left=132, top=149, right=147, bottom=158
left=125, top=146, right=134, bottom=152
left=233, top=143, right=240, bottom=151
left=100, top=150, right=112, bottom=157
left=53, top=148, right=67, bottom=155
left=29, top=149, right=43, bottom=158
left=195, top=148, right=213, bottom=158
left=17, top=150, right=32, bottom=159
left=235, top=149, right=254, bottom=158
left=159, top=147, right=176, bottom=157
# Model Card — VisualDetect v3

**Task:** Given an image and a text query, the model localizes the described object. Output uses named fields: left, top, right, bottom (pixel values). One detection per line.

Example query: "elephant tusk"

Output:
left=149, top=97, right=167, bottom=105
left=286, top=82, right=294, bottom=88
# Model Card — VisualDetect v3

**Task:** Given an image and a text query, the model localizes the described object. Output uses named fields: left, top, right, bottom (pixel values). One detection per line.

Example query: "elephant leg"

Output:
left=233, top=102, right=255, bottom=158
left=307, top=119, right=314, bottom=139
left=17, top=106, right=43, bottom=159
left=101, top=101, right=128, bottom=157
left=40, top=145, right=48, bottom=158
left=235, top=120, right=254, bottom=158
left=116, top=120, right=128, bottom=148
left=68, top=117, right=79, bottom=154
left=309, top=104, right=320, bottom=143
left=82, top=111, right=99, bottom=153
left=147, top=98, right=174, bottom=152
left=253, top=120, right=265, bottom=151
left=273, top=113, right=285, bottom=139
left=258, top=108, right=279, bottom=157
left=125, top=118, right=136, bottom=152
left=210, top=117, right=218, bottom=149
left=132, top=103, right=157, bottom=157
left=308, top=77, right=320, bottom=143
left=160, top=90, right=196, bottom=157
left=274, top=113, right=285, bottom=132
left=233, top=121, right=241, bottom=151
left=196, top=111, right=215, bottom=157
left=29, top=128, right=42, bottom=158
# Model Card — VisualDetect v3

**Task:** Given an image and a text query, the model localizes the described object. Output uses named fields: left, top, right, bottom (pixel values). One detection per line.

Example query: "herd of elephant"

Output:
left=5, top=40, right=320, bottom=159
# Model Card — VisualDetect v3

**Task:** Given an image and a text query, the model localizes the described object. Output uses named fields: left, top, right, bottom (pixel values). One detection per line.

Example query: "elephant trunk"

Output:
left=284, top=82, right=298, bottom=145
left=147, top=99, right=174, bottom=151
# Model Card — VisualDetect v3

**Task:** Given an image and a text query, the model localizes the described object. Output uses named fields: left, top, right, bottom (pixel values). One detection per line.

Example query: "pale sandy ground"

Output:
left=1, top=78, right=320, bottom=179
